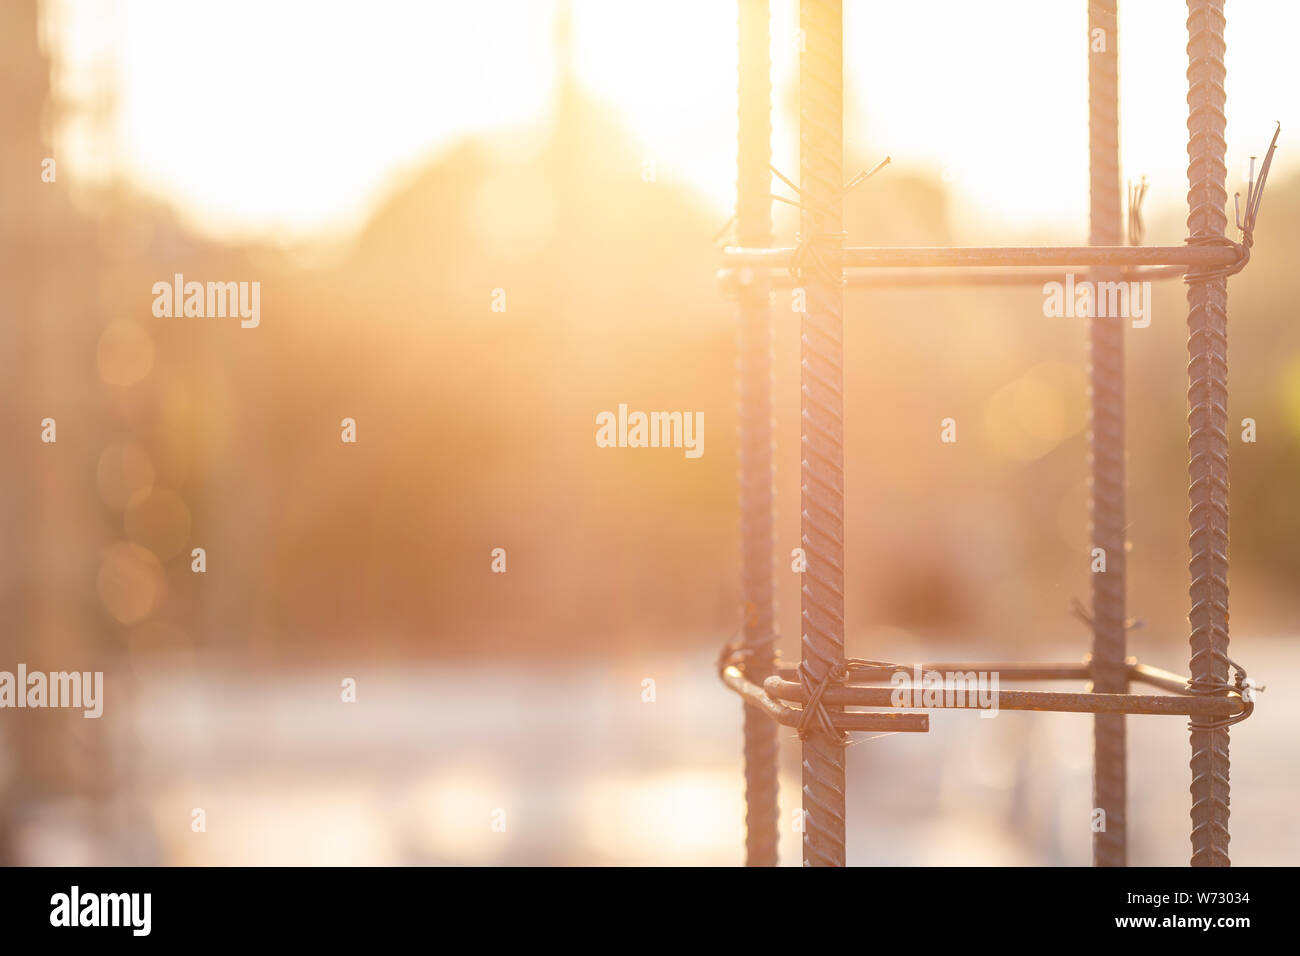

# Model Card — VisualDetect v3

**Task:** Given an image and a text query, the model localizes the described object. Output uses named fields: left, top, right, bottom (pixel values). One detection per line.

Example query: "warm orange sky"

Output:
left=48, top=0, right=1299, bottom=245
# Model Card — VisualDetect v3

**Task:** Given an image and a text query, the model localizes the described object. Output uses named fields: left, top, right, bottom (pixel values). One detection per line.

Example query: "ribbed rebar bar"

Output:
left=797, top=0, right=846, bottom=868
left=737, top=0, right=780, bottom=869
left=1087, top=0, right=1127, bottom=868
left=1185, top=0, right=1232, bottom=868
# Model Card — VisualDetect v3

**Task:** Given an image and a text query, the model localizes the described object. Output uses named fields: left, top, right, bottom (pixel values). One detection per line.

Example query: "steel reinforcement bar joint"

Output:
left=721, top=665, right=930, bottom=734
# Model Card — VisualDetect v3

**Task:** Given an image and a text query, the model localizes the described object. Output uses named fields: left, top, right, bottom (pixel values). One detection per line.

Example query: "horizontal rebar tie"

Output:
left=715, top=648, right=1253, bottom=728
left=719, top=264, right=1187, bottom=290
left=722, top=244, right=1250, bottom=269
left=763, top=676, right=1245, bottom=718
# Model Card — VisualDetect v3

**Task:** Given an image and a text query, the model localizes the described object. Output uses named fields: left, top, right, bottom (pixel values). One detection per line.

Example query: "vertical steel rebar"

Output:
left=1185, top=0, right=1233, bottom=867
left=737, top=0, right=780, bottom=868
left=797, top=0, right=847, bottom=868
left=1087, top=0, right=1128, bottom=868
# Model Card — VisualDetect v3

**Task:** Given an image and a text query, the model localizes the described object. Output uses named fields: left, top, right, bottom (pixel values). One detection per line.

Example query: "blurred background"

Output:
left=1, top=0, right=1297, bottom=865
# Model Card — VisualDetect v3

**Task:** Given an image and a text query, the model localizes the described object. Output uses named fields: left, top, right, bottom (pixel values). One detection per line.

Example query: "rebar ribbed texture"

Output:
left=737, top=0, right=780, bottom=869
left=797, top=0, right=846, bottom=869
left=1185, top=0, right=1232, bottom=868
left=1087, top=0, right=1128, bottom=868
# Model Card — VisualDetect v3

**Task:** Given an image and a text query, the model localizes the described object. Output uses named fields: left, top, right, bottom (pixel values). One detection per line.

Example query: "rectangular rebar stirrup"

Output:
left=1088, top=0, right=1128, bottom=868
left=718, top=265, right=1187, bottom=290
left=762, top=675, right=1247, bottom=719
left=776, top=657, right=1227, bottom=690
left=774, top=657, right=1220, bottom=690
left=797, top=0, right=848, bottom=869
left=722, top=245, right=1243, bottom=268
left=1185, top=0, right=1233, bottom=868
left=777, top=661, right=1094, bottom=682
left=736, top=0, right=780, bottom=869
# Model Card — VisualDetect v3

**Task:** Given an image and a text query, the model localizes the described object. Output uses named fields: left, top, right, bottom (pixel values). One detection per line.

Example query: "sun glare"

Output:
left=49, top=0, right=1300, bottom=244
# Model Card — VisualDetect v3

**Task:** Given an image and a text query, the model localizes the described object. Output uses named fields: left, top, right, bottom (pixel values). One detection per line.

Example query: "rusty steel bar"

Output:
left=1185, top=0, right=1233, bottom=868
left=721, top=264, right=1186, bottom=290
left=736, top=0, right=780, bottom=869
left=1130, top=660, right=1198, bottom=695
left=763, top=675, right=1246, bottom=718
left=778, top=658, right=1206, bottom=690
left=721, top=666, right=930, bottom=733
left=722, top=244, right=1242, bottom=268
left=797, top=0, right=847, bottom=869
left=1088, top=0, right=1128, bottom=868
left=777, top=661, right=1092, bottom=683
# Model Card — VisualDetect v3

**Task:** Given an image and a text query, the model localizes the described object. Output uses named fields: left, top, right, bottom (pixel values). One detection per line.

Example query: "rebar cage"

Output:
left=718, top=0, right=1270, bottom=868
